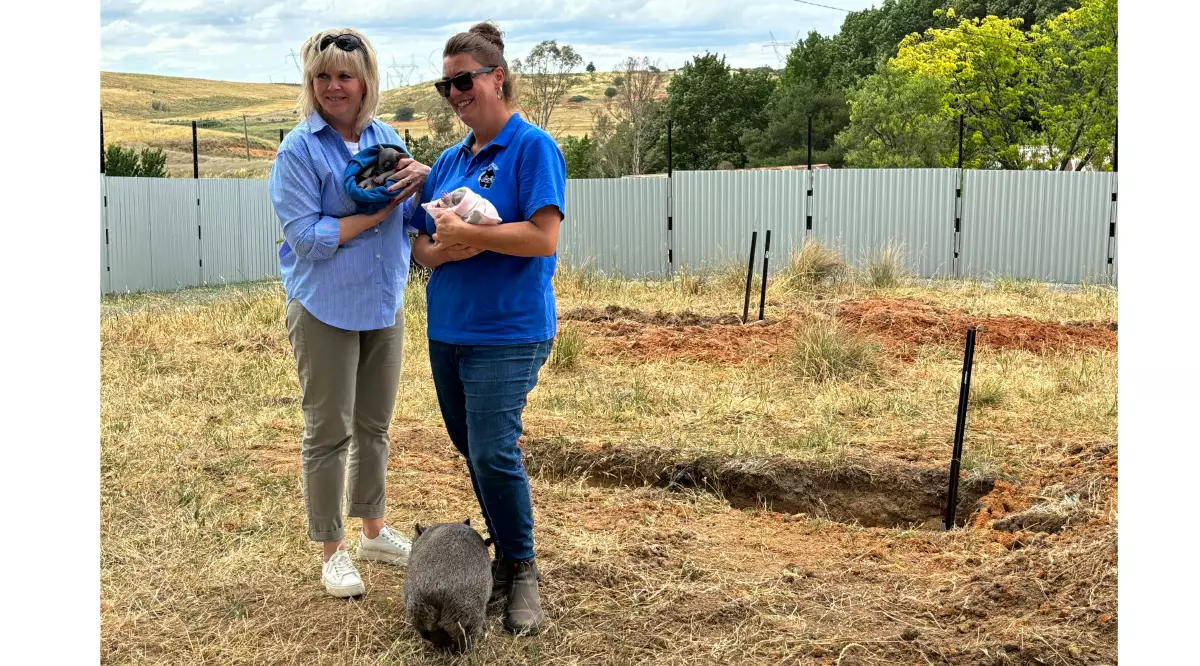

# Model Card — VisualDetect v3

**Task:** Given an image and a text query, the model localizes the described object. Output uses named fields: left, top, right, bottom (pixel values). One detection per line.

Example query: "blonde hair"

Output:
left=298, top=28, right=380, bottom=134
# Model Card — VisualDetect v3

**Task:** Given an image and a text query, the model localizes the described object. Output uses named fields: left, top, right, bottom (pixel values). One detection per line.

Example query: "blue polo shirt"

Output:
left=414, top=113, right=567, bottom=345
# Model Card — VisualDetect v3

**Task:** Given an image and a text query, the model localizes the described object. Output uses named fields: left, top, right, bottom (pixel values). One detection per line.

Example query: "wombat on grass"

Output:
left=403, top=519, right=492, bottom=652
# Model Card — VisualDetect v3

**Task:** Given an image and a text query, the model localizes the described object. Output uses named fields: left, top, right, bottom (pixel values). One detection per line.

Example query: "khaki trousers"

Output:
left=285, top=299, right=404, bottom=542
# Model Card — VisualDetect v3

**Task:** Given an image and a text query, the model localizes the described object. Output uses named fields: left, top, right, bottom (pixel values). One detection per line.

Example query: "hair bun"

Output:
left=468, top=22, right=504, bottom=52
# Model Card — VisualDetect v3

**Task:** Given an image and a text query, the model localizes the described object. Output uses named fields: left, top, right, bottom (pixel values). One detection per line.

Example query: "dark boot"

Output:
left=489, top=550, right=511, bottom=605
left=503, top=559, right=545, bottom=635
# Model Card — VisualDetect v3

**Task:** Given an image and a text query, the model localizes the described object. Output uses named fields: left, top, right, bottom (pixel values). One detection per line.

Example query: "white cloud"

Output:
left=101, top=0, right=873, bottom=83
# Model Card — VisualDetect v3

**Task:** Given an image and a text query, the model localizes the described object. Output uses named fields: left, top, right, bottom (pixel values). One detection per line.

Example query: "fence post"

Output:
left=805, top=116, right=813, bottom=240
left=100, top=109, right=106, bottom=174
left=1107, top=119, right=1118, bottom=284
left=192, top=121, right=199, bottom=179
left=954, top=114, right=965, bottom=278
left=279, top=128, right=285, bottom=144
left=667, top=118, right=674, bottom=278
left=943, top=328, right=978, bottom=530
left=243, top=114, right=251, bottom=161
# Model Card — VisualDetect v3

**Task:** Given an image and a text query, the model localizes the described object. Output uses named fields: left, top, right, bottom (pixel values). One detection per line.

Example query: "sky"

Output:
left=100, top=0, right=879, bottom=85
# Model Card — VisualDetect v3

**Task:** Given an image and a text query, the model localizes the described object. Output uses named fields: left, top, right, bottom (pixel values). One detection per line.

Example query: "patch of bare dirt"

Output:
left=576, top=319, right=792, bottom=364
left=561, top=305, right=744, bottom=327
left=836, top=298, right=1117, bottom=355
left=560, top=305, right=792, bottom=364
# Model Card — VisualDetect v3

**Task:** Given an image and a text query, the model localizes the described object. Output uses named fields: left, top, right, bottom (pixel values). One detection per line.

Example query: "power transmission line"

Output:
left=790, top=0, right=852, bottom=12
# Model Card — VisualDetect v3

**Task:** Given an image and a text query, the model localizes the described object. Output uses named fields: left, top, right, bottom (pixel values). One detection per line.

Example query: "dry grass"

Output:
left=861, top=243, right=913, bottom=289
left=101, top=262, right=1117, bottom=664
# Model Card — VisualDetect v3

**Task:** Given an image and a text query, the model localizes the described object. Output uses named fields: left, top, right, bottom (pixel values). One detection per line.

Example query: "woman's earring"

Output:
left=497, top=88, right=503, bottom=100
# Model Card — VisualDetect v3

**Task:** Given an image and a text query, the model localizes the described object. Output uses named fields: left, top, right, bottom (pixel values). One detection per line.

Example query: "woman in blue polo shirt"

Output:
left=410, top=21, right=566, bottom=637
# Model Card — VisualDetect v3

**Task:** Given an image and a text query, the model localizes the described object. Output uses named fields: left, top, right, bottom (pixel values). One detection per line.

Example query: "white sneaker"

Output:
left=358, top=525, right=412, bottom=565
left=322, top=549, right=365, bottom=598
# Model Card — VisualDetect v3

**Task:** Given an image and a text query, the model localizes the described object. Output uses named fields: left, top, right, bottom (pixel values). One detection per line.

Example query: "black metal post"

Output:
left=806, top=116, right=812, bottom=170
left=1112, top=119, right=1118, bottom=172
left=279, top=128, right=285, bottom=144
left=192, top=120, right=199, bottom=179
left=100, top=109, right=106, bottom=174
left=758, top=229, right=772, bottom=321
left=243, top=114, right=251, bottom=161
left=943, top=327, right=978, bottom=530
left=742, top=231, right=758, bottom=324
left=667, top=118, right=673, bottom=176
left=405, top=128, right=412, bottom=146
left=957, top=114, right=965, bottom=170
left=667, top=118, right=674, bottom=272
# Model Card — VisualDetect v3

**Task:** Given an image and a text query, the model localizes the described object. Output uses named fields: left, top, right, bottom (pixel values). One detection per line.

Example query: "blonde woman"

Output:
left=268, top=28, right=432, bottom=598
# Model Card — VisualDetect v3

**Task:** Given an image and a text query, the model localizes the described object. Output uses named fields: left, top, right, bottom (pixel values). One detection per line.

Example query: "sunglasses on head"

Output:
left=433, top=66, right=498, bottom=98
left=318, top=34, right=363, bottom=52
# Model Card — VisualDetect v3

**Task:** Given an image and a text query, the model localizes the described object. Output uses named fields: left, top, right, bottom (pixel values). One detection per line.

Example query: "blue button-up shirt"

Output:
left=268, top=111, right=419, bottom=331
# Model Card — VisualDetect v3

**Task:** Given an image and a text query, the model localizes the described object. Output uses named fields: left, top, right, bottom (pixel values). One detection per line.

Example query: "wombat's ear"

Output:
left=414, top=523, right=424, bottom=537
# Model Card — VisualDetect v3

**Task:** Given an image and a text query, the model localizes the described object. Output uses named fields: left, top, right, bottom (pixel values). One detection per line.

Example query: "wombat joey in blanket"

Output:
left=403, top=519, right=492, bottom=653
left=438, top=189, right=488, bottom=225
left=356, top=146, right=405, bottom=190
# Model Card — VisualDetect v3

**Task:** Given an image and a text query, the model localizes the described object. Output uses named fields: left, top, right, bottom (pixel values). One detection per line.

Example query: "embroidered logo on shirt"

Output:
left=478, top=163, right=497, bottom=189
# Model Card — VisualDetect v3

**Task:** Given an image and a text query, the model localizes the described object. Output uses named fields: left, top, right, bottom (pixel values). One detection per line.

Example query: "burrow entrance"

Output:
left=522, top=438, right=995, bottom=530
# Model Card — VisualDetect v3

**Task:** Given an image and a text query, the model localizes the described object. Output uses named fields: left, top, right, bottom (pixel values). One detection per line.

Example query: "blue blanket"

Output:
left=342, top=143, right=412, bottom=214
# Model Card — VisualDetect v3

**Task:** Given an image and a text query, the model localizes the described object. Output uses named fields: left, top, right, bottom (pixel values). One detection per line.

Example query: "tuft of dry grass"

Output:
left=779, top=240, right=848, bottom=292
left=788, top=319, right=882, bottom=383
left=861, top=243, right=913, bottom=289
left=549, top=324, right=586, bottom=370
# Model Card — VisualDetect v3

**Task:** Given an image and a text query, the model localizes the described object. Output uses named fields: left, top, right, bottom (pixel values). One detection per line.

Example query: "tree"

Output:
left=586, top=61, right=596, bottom=81
left=138, top=146, right=168, bottom=177
left=743, top=32, right=850, bottom=167
left=407, top=99, right=462, bottom=166
left=836, top=64, right=960, bottom=167
left=512, top=40, right=584, bottom=132
left=852, top=0, right=1114, bottom=170
left=105, top=145, right=140, bottom=176
left=1033, top=0, right=1117, bottom=169
left=604, top=87, right=618, bottom=99
left=590, top=57, right=670, bottom=176
left=394, top=106, right=415, bottom=122
left=892, top=11, right=1042, bottom=169
left=104, top=144, right=167, bottom=177
left=560, top=134, right=596, bottom=178
left=664, top=52, right=775, bottom=170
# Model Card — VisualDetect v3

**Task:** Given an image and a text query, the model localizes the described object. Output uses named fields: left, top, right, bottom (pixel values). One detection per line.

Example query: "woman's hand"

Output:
left=434, top=241, right=484, bottom=263
left=412, top=233, right=482, bottom=268
left=430, top=208, right=474, bottom=247
left=385, top=157, right=431, bottom=201
left=338, top=196, right=403, bottom=245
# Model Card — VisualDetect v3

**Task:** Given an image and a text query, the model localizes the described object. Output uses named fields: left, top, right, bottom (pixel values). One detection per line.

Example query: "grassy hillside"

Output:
left=102, top=70, right=673, bottom=177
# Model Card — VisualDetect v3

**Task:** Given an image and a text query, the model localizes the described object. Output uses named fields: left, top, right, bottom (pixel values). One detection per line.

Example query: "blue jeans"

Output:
left=428, top=339, right=552, bottom=562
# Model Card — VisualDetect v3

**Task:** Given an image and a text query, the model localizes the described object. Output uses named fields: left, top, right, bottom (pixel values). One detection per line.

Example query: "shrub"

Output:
left=394, top=106, right=415, bottom=121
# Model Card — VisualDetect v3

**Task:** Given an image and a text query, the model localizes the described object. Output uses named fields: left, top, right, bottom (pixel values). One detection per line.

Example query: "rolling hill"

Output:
left=101, top=70, right=651, bottom=178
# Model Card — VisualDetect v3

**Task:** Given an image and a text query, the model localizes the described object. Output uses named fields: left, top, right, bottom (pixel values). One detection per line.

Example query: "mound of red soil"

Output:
left=836, top=299, right=1116, bottom=355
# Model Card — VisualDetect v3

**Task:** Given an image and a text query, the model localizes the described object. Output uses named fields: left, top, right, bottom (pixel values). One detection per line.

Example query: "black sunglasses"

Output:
left=434, top=66, right=498, bottom=98
left=318, top=34, right=363, bottom=52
